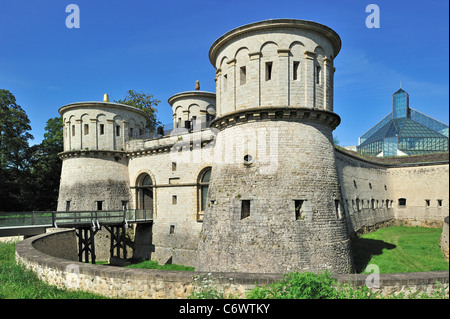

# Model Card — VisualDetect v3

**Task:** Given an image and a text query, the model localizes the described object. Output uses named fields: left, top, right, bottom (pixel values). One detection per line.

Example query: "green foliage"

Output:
left=0, top=89, right=34, bottom=211
left=0, top=241, right=106, bottom=299
left=126, top=259, right=194, bottom=271
left=114, top=90, right=161, bottom=132
left=188, top=273, right=237, bottom=299
left=27, top=117, right=63, bottom=211
left=246, top=271, right=342, bottom=299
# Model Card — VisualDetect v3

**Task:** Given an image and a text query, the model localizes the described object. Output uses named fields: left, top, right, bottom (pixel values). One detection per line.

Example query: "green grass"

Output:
left=352, top=226, right=449, bottom=273
left=125, top=259, right=195, bottom=271
left=0, top=241, right=107, bottom=299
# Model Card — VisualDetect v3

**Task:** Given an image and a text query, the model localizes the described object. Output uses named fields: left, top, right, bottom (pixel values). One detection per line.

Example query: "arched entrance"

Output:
left=136, top=174, right=154, bottom=211
left=197, top=167, right=211, bottom=221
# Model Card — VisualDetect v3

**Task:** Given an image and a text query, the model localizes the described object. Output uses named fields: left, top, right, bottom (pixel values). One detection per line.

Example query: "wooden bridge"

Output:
left=0, top=210, right=153, bottom=264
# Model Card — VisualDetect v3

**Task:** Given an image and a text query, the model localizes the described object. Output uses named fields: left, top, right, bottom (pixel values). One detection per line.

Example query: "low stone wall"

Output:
left=441, top=217, right=449, bottom=261
left=15, top=229, right=449, bottom=299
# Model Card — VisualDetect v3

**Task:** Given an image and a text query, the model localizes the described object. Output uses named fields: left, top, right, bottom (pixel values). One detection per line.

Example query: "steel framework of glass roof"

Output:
left=357, top=89, right=448, bottom=157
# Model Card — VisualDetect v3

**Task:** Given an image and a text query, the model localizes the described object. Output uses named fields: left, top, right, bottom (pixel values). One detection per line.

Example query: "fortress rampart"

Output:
left=15, top=229, right=449, bottom=299
left=55, top=19, right=449, bottom=274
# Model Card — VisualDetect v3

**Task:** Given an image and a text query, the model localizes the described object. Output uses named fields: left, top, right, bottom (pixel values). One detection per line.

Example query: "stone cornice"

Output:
left=209, top=19, right=341, bottom=66
left=58, top=150, right=127, bottom=160
left=58, top=101, right=148, bottom=119
left=168, top=91, right=216, bottom=106
left=210, top=106, right=341, bottom=131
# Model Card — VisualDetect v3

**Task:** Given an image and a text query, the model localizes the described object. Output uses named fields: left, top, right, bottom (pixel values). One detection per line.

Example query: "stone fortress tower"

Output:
left=196, top=19, right=354, bottom=274
left=56, top=18, right=448, bottom=273
left=57, top=94, right=148, bottom=212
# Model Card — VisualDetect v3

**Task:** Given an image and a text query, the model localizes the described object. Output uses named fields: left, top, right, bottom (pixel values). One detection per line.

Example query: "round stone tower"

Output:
left=196, top=19, right=354, bottom=274
left=57, top=95, right=148, bottom=212
left=168, top=83, right=216, bottom=132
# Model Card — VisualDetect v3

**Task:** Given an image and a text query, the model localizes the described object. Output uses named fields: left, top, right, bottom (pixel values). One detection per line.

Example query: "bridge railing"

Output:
left=0, top=211, right=53, bottom=228
left=0, top=209, right=153, bottom=229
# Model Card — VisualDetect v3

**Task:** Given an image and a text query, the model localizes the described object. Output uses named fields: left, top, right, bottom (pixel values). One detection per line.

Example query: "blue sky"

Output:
left=1, top=0, right=448, bottom=147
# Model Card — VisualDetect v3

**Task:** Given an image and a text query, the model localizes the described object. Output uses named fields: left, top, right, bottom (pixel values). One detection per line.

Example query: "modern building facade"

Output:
left=357, top=89, right=449, bottom=157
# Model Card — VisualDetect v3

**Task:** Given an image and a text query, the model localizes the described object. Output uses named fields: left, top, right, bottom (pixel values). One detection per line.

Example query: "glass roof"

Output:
left=359, top=117, right=447, bottom=147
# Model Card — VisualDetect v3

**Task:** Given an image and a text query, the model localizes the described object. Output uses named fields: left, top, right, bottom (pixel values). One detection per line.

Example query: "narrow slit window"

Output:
left=335, top=200, right=341, bottom=219
left=316, top=65, right=321, bottom=84
left=99, top=124, right=105, bottom=135
left=293, top=61, right=300, bottom=80
left=241, top=200, right=250, bottom=219
left=116, top=125, right=121, bottom=137
left=172, top=162, right=177, bottom=171
left=437, top=199, right=443, bottom=207
left=425, top=199, right=430, bottom=207
left=294, top=200, right=304, bottom=220
left=72, top=125, right=75, bottom=136
left=169, top=225, right=175, bottom=234
left=84, top=124, right=89, bottom=135
left=265, top=62, right=273, bottom=81
left=172, top=195, right=177, bottom=205
left=240, top=66, right=246, bottom=85
left=65, top=201, right=71, bottom=212
left=97, top=201, right=103, bottom=211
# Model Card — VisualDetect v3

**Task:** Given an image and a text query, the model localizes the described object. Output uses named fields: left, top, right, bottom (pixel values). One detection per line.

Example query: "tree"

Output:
left=0, top=89, right=33, bottom=170
left=0, top=89, right=34, bottom=211
left=28, top=117, right=63, bottom=211
left=114, top=90, right=161, bottom=132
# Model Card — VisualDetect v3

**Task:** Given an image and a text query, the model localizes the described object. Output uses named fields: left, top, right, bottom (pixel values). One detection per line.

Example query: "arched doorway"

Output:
left=197, top=167, right=211, bottom=221
left=137, top=174, right=154, bottom=212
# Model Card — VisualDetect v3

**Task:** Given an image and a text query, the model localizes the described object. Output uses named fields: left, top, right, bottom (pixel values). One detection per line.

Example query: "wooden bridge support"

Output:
left=76, top=227, right=98, bottom=264
left=104, top=224, right=134, bottom=261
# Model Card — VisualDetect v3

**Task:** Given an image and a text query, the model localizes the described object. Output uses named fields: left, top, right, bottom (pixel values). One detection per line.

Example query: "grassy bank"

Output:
left=0, top=241, right=106, bottom=299
left=352, top=226, right=449, bottom=273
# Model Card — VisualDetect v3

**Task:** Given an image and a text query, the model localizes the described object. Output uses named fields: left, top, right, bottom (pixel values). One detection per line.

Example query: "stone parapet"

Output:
left=15, top=230, right=449, bottom=299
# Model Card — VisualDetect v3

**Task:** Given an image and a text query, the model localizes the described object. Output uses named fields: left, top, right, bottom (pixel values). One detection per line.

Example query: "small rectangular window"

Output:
left=99, top=124, right=105, bottom=135
left=265, top=62, right=273, bottom=81
left=437, top=199, right=443, bottom=207
left=294, top=200, right=304, bottom=220
left=72, top=125, right=75, bottom=136
left=129, top=127, right=134, bottom=138
left=293, top=61, right=300, bottom=80
left=97, top=201, right=103, bottom=211
left=398, top=198, right=406, bottom=207
left=172, top=195, right=177, bottom=205
left=241, top=200, right=250, bottom=219
left=84, top=124, right=89, bottom=135
left=169, top=225, right=175, bottom=234
left=122, top=201, right=128, bottom=210
left=172, top=162, right=177, bottom=171
left=116, top=125, right=121, bottom=137
left=240, top=66, right=246, bottom=85
left=65, top=201, right=71, bottom=212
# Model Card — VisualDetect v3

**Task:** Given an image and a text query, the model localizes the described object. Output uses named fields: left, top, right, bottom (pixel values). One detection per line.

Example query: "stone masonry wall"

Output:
left=197, top=120, right=353, bottom=274
left=15, top=230, right=449, bottom=299
left=441, top=216, right=449, bottom=261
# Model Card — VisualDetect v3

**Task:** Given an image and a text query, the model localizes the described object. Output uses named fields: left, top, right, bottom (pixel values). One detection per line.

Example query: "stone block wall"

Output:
left=57, top=151, right=131, bottom=212
left=30, top=228, right=78, bottom=261
left=197, top=119, right=353, bottom=274
left=441, top=216, right=449, bottom=261
left=15, top=230, right=449, bottom=299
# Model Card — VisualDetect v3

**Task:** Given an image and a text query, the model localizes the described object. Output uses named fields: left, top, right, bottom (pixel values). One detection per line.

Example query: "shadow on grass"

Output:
left=351, top=238, right=396, bottom=273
